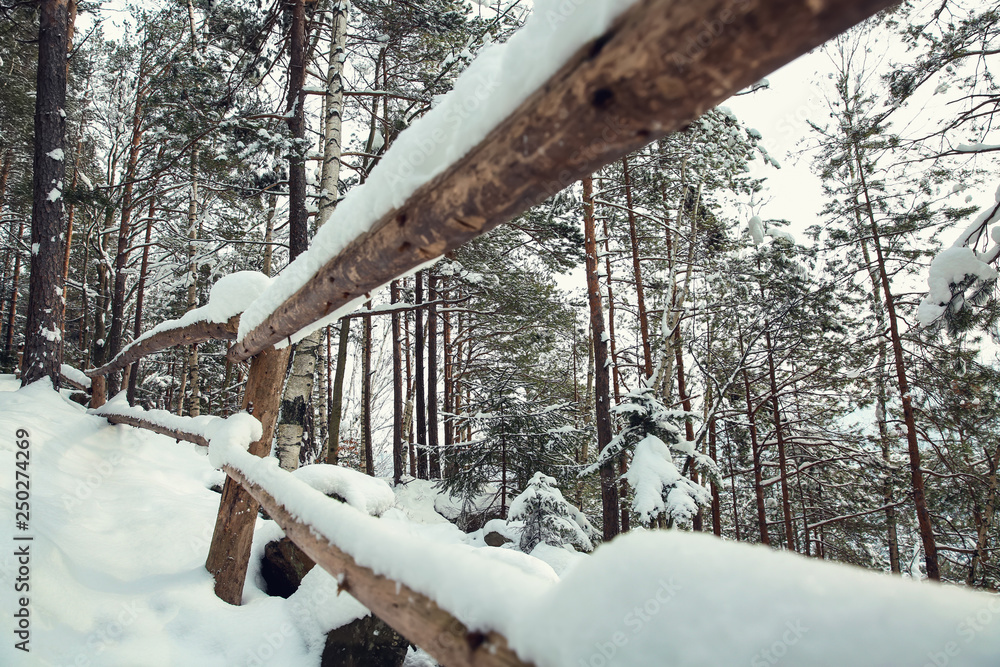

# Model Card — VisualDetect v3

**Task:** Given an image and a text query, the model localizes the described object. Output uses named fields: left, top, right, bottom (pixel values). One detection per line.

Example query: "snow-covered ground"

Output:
left=2, top=378, right=1000, bottom=666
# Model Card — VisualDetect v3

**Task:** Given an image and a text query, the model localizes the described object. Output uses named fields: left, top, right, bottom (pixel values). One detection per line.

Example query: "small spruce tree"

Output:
left=509, top=472, right=598, bottom=553
left=591, top=387, right=718, bottom=528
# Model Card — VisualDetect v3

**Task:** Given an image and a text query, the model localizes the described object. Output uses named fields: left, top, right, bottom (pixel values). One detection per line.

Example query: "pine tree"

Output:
left=509, top=472, right=597, bottom=553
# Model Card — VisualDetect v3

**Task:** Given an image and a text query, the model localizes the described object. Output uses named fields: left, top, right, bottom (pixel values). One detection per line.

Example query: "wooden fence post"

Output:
left=205, top=345, right=291, bottom=604
left=90, top=375, right=106, bottom=409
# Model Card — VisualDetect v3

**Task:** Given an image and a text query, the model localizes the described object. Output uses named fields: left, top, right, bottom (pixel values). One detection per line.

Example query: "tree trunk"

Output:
left=405, top=307, right=415, bottom=476
left=318, top=0, right=348, bottom=224
left=583, top=176, right=619, bottom=541
left=739, top=320, right=769, bottom=546
left=261, top=193, right=277, bottom=276
left=851, top=157, right=901, bottom=574
left=3, top=220, right=24, bottom=362
left=856, top=149, right=939, bottom=580
left=622, top=155, right=652, bottom=378
left=704, top=326, right=722, bottom=536
left=206, top=346, right=292, bottom=605
left=278, top=0, right=347, bottom=464
left=21, top=0, right=70, bottom=387
left=105, top=69, right=147, bottom=394
left=276, top=332, right=319, bottom=469
left=286, top=0, right=307, bottom=259
left=274, top=0, right=313, bottom=463
left=187, top=344, right=200, bottom=417
left=60, top=126, right=86, bottom=344
left=600, top=206, right=622, bottom=402
left=428, top=273, right=441, bottom=479
left=326, top=319, right=350, bottom=465
left=673, top=324, right=702, bottom=531
left=362, top=299, right=374, bottom=475
left=185, top=149, right=200, bottom=416
left=967, top=443, right=1000, bottom=585
left=415, top=271, right=427, bottom=480
left=0, top=150, right=13, bottom=359
left=442, top=278, right=455, bottom=479
left=765, top=329, right=796, bottom=551
left=392, top=281, right=404, bottom=483
left=127, top=196, right=158, bottom=405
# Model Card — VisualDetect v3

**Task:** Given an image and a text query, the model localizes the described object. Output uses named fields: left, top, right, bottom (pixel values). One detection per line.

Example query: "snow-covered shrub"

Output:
left=595, top=387, right=718, bottom=528
left=508, top=472, right=597, bottom=553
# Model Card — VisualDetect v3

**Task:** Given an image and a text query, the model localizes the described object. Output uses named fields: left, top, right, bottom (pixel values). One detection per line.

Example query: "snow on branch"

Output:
left=918, top=184, right=1000, bottom=328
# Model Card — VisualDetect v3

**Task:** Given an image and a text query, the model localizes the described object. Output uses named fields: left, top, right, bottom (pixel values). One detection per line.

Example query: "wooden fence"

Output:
left=83, top=1, right=897, bottom=665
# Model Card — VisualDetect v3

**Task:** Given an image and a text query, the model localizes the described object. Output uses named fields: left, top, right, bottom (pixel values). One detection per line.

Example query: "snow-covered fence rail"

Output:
left=93, top=398, right=215, bottom=448
left=227, top=0, right=898, bottom=363
left=222, top=463, right=532, bottom=667
left=87, top=314, right=241, bottom=380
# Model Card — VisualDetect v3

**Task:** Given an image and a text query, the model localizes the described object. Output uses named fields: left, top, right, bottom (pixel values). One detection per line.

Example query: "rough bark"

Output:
left=229, top=0, right=897, bottom=362
left=206, top=345, right=292, bottom=605
left=318, top=0, right=348, bottom=225
left=286, top=0, right=308, bottom=259
left=22, top=0, right=70, bottom=387
left=583, top=176, right=619, bottom=541
left=278, top=1, right=349, bottom=464
left=262, top=193, right=277, bottom=276
left=276, top=331, right=320, bottom=470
